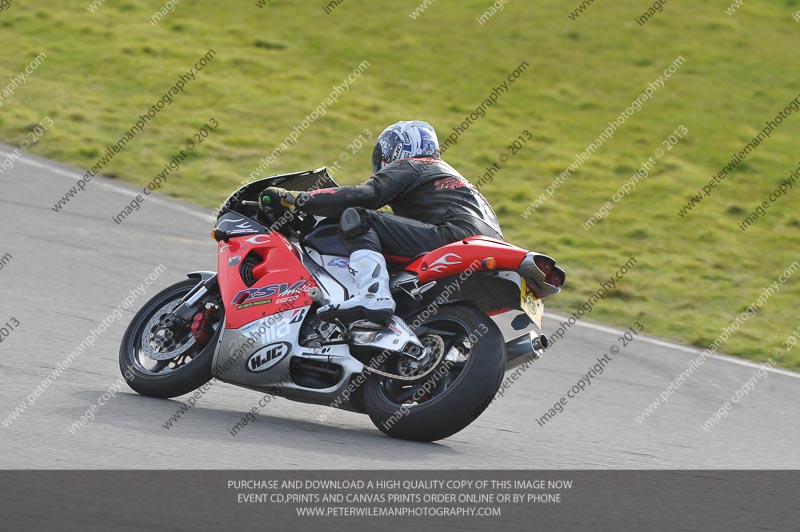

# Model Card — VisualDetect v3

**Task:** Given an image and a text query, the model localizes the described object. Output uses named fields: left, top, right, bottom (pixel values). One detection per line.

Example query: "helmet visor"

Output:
left=371, top=142, right=383, bottom=174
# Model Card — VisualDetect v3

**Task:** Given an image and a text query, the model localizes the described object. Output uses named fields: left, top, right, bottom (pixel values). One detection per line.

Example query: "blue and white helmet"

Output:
left=371, top=120, right=441, bottom=173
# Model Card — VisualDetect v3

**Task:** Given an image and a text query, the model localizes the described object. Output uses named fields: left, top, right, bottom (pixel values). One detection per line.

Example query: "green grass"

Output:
left=1, top=0, right=798, bottom=368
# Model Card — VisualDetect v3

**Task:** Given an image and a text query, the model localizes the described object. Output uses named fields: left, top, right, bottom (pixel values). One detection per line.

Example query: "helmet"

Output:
left=371, top=120, right=440, bottom=174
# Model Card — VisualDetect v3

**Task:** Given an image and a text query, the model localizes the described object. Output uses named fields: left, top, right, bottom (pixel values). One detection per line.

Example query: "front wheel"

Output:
left=363, top=304, right=505, bottom=442
left=119, top=279, right=223, bottom=398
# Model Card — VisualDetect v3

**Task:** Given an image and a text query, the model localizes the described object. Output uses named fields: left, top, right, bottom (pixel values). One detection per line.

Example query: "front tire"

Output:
left=119, top=279, right=222, bottom=399
left=363, top=304, right=505, bottom=442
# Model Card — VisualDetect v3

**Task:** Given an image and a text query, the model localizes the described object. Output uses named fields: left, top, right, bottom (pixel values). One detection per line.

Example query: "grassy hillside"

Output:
left=1, top=0, right=798, bottom=368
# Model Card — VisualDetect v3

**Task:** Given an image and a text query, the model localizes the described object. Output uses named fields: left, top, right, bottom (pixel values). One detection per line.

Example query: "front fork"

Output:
left=163, top=272, right=220, bottom=335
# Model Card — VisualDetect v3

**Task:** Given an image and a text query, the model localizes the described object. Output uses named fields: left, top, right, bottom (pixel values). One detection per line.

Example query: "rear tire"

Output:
left=363, top=305, right=505, bottom=442
left=119, top=279, right=221, bottom=399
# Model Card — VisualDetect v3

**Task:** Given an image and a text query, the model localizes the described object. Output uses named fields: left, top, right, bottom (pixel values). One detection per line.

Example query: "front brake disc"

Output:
left=140, top=301, right=197, bottom=361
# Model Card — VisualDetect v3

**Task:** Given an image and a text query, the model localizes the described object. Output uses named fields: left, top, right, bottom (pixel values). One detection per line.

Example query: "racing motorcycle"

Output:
left=119, top=168, right=565, bottom=441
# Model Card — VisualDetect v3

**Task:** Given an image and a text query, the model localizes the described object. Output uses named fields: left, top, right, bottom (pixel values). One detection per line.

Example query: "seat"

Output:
left=302, top=222, right=349, bottom=257
left=303, top=222, right=424, bottom=266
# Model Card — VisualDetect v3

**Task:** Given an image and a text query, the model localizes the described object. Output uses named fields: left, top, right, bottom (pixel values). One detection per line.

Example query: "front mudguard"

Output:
left=187, top=271, right=216, bottom=282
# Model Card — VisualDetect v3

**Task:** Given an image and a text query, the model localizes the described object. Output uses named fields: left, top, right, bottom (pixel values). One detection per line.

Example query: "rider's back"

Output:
left=374, top=158, right=504, bottom=239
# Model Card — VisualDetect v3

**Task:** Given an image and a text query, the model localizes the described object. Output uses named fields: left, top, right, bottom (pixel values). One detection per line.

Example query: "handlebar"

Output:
left=236, top=197, right=306, bottom=239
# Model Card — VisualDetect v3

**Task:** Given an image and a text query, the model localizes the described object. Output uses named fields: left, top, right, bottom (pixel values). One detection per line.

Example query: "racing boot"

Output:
left=318, top=249, right=396, bottom=324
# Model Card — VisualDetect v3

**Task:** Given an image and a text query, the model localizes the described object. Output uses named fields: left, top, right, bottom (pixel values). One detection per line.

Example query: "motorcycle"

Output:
left=119, top=168, right=565, bottom=441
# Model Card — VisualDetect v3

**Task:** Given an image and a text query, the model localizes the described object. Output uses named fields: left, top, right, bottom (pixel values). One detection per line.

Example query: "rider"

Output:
left=262, top=120, right=503, bottom=324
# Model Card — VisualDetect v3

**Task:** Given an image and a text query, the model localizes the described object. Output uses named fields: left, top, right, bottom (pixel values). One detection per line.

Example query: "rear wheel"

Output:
left=119, top=279, right=223, bottom=398
left=363, top=305, right=505, bottom=442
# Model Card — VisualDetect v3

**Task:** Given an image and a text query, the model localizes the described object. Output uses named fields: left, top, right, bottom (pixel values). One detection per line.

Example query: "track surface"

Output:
left=1, top=146, right=798, bottom=469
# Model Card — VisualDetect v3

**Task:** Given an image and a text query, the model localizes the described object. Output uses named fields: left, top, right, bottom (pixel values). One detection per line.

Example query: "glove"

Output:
left=260, top=187, right=298, bottom=210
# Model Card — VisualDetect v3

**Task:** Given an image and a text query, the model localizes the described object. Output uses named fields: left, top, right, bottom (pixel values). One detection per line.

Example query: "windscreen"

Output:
left=218, top=167, right=339, bottom=218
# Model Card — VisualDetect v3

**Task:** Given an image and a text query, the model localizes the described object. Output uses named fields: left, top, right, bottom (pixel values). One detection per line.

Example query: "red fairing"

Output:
left=217, top=232, right=318, bottom=329
left=405, top=236, right=528, bottom=283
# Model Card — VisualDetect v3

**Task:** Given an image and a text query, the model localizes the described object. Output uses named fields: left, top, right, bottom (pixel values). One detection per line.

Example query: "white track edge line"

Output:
left=547, top=313, right=800, bottom=380
left=2, top=149, right=212, bottom=222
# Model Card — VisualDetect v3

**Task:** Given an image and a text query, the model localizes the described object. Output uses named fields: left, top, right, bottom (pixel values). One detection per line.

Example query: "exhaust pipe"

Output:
left=505, top=332, right=548, bottom=370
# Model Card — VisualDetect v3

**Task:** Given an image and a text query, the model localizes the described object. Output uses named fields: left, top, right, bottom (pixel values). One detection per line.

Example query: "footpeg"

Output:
left=307, top=287, right=329, bottom=306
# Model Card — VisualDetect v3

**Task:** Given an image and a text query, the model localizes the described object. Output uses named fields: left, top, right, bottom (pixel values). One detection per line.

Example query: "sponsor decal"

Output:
left=429, top=253, right=462, bottom=272
left=218, top=218, right=262, bottom=236
left=246, top=341, right=291, bottom=372
left=228, top=227, right=260, bottom=236
left=245, top=235, right=271, bottom=245
left=228, top=255, right=242, bottom=267
left=242, top=315, right=291, bottom=346
left=327, top=257, right=350, bottom=268
left=237, top=299, right=272, bottom=310
left=390, top=316, right=415, bottom=336
left=434, top=176, right=468, bottom=191
left=289, top=308, right=307, bottom=324
left=232, top=280, right=309, bottom=305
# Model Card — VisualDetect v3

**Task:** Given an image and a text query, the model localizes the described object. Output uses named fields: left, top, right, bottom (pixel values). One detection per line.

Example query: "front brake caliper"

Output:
left=190, top=304, right=218, bottom=345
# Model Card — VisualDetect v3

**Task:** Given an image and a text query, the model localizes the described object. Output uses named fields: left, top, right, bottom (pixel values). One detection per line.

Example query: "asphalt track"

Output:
left=1, top=145, right=798, bottom=469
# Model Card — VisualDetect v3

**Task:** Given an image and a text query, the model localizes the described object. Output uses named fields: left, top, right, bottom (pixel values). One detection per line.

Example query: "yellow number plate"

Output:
left=520, top=277, right=544, bottom=329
